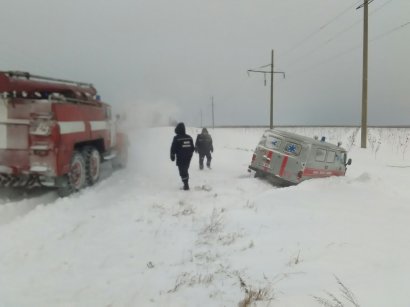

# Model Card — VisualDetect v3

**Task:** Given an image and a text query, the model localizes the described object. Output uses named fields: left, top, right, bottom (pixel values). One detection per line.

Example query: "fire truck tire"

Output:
left=57, top=151, right=86, bottom=197
left=82, top=146, right=101, bottom=186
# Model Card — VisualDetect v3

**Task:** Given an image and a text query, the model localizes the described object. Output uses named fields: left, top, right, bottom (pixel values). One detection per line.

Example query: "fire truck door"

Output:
left=110, top=120, right=116, bottom=147
left=0, top=99, right=6, bottom=149
left=105, top=106, right=116, bottom=148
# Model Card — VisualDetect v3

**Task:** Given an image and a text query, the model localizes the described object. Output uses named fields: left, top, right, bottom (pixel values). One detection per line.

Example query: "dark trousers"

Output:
left=199, top=152, right=212, bottom=168
left=177, top=162, right=190, bottom=183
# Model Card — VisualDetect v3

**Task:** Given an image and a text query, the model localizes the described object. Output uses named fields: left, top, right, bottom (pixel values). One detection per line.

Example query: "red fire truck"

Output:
left=0, top=71, right=128, bottom=196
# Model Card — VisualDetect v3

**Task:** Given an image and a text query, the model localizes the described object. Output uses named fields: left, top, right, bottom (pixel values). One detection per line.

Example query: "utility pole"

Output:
left=357, top=0, right=372, bottom=148
left=248, top=49, right=285, bottom=129
left=211, top=96, right=215, bottom=129
left=270, top=50, right=274, bottom=130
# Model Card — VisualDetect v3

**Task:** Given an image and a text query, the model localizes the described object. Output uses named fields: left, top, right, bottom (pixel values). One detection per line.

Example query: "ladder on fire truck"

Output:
left=1, top=71, right=94, bottom=88
left=0, top=70, right=100, bottom=105
left=5, top=71, right=94, bottom=88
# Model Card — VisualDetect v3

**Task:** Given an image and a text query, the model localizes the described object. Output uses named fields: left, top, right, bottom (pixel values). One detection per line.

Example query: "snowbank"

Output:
left=0, top=127, right=409, bottom=307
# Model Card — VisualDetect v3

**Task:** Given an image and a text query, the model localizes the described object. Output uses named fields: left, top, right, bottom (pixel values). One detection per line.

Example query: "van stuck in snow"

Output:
left=248, top=129, right=352, bottom=186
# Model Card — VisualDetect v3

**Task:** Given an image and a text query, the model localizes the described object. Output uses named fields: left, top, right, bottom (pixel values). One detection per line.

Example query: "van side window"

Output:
left=265, top=135, right=282, bottom=150
left=284, top=142, right=301, bottom=156
left=326, top=151, right=336, bottom=163
left=315, top=148, right=326, bottom=162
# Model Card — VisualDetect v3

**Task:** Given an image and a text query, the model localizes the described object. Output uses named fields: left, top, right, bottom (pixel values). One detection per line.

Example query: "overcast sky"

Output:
left=0, top=0, right=409, bottom=126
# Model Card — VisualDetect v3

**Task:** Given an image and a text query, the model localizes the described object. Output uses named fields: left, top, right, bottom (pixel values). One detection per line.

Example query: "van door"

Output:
left=277, top=141, right=304, bottom=183
left=304, top=147, right=328, bottom=178
left=324, top=150, right=337, bottom=175
left=327, top=150, right=346, bottom=176
left=255, top=134, right=283, bottom=173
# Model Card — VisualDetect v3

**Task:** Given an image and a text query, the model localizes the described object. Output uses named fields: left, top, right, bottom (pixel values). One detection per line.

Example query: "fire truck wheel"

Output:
left=57, top=151, right=86, bottom=197
left=83, top=146, right=101, bottom=186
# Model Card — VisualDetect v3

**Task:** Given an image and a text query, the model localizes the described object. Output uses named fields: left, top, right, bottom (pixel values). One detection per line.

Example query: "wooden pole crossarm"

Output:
left=247, top=70, right=285, bottom=78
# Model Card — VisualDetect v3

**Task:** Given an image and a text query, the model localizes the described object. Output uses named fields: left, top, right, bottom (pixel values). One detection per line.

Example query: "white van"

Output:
left=248, top=129, right=352, bottom=186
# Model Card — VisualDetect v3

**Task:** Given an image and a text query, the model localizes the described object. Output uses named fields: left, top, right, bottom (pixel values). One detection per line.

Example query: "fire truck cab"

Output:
left=248, top=129, right=352, bottom=186
left=0, top=71, right=128, bottom=196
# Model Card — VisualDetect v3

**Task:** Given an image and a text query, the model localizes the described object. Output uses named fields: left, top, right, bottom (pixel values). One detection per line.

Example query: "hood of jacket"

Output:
left=175, top=122, right=186, bottom=135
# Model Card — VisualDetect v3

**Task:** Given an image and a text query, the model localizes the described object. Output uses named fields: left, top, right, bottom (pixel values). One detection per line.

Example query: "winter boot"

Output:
left=199, top=164, right=204, bottom=170
left=206, top=162, right=211, bottom=169
left=183, top=180, right=190, bottom=190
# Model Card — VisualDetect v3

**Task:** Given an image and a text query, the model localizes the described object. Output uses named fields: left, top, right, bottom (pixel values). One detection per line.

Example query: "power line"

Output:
left=250, top=0, right=393, bottom=74
left=283, top=20, right=361, bottom=69
left=370, top=21, right=410, bottom=41
left=284, top=0, right=394, bottom=69
left=281, top=0, right=362, bottom=56
left=287, top=20, right=410, bottom=76
left=371, top=0, right=394, bottom=13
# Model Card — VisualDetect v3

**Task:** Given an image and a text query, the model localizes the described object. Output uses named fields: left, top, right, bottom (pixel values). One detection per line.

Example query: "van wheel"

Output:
left=57, top=151, right=86, bottom=197
left=254, top=171, right=265, bottom=178
left=83, top=146, right=101, bottom=186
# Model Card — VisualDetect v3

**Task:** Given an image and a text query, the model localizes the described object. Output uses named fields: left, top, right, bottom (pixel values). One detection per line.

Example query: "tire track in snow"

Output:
left=0, top=188, right=58, bottom=225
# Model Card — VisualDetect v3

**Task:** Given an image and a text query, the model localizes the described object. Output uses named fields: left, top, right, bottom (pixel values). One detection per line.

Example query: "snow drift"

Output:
left=0, top=127, right=409, bottom=307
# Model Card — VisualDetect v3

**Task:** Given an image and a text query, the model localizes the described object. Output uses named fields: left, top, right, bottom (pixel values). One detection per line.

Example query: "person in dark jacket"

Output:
left=170, top=122, right=195, bottom=190
left=195, top=128, right=213, bottom=170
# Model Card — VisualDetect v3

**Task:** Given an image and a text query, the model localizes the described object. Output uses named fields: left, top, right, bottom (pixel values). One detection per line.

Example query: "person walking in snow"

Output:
left=195, top=128, right=213, bottom=170
left=170, top=122, right=195, bottom=190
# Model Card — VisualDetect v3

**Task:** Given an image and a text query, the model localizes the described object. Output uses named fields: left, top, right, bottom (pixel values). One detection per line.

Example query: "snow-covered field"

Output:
left=1, top=127, right=410, bottom=307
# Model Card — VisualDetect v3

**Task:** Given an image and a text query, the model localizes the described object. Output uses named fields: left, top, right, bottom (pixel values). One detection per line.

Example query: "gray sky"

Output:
left=1, top=0, right=409, bottom=126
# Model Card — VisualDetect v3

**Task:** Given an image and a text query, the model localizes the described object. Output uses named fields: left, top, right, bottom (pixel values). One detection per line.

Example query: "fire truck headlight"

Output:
left=30, top=120, right=52, bottom=136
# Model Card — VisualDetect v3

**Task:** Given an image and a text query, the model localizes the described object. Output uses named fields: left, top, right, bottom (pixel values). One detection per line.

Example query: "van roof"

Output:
left=264, top=128, right=347, bottom=152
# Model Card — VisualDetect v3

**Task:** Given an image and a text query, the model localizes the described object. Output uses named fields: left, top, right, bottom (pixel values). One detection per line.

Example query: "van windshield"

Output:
left=340, top=152, right=347, bottom=164
left=265, top=135, right=282, bottom=150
